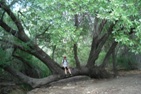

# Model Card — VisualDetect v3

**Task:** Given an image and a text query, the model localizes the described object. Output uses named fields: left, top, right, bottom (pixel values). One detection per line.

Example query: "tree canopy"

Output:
left=0, top=0, right=141, bottom=88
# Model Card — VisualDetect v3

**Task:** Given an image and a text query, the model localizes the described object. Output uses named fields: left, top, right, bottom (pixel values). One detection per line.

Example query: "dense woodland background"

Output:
left=1, top=0, right=141, bottom=93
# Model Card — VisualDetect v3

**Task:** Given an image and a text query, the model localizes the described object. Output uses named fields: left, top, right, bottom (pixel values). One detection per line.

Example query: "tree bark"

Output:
left=100, top=41, right=118, bottom=68
left=73, top=14, right=81, bottom=69
left=112, top=49, right=118, bottom=77
left=73, top=43, right=81, bottom=69
left=13, top=54, right=41, bottom=78
left=86, top=19, right=107, bottom=68
left=0, top=3, right=30, bottom=43
left=0, top=64, right=63, bottom=88
left=0, top=38, right=63, bottom=75
left=27, top=44, right=64, bottom=75
left=52, top=45, right=56, bottom=60
left=0, top=3, right=64, bottom=75
left=0, top=64, right=38, bottom=87
left=0, top=64, right=110, bottom=88
left=86, top=23, right=115, bottom=68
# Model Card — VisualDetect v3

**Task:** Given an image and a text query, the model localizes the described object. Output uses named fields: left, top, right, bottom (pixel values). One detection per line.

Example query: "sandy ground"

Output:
left=27, top=70, right=141, bottom=94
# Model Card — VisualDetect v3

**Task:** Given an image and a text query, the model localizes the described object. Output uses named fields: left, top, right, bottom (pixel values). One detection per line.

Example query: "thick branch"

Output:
left=93, top=18, right=107, bottom=37
left=35, top=24, right=51, bottom=39
left=13, top=54, right=33, bottom=69
left=90, top=19, right=107, bottom=55
left=0, top=39, right=64, bottom=75
left=0, top=2, right=24, bottom=32
left=0, top=64, right=61, bottom=88
left=0, top=64, right=110, bottom=88
left=97, top=19, right=107, bottom=35
left=73, top=14, right=81, bottom=69
left=12, top=54, right=44, bottom=78
left=29, top=44, right=64, bottom=75
left=0, top=19, right=30, bottom=42
left=86, top=23, right=115, bottom=67
left=0, top=64, right=37, bottom=86
left=112, top=49, right=118, bottom=77
left=0, top=17, right=63, bottom=75
left=0, top=20, right=18, bottom=36
left=0, top=39, right=28, bottom=51
left=52, top=45, right=56, bottom=59
left=73, top=43, right=81, bottom=69
left=100, top=41, right=118, bottom=68
left=1, top=11, right=5, bottom=20
left=93, top=17, right=99, bottom=35
left=0, top=2, right=31, bottom=44
left=0, top=1, right=67, bottom=75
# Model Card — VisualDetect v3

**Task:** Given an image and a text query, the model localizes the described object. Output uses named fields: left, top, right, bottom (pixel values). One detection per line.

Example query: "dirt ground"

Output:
left=27, top=70, right=141, bottom=94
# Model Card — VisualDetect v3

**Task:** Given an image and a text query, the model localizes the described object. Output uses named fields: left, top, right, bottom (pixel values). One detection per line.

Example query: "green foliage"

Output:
left=31, top=59, right=51, bottom=77
left=0, top=48, right=13, bottom=66
left=2, top=0, right=141, bottom=52
left=117, top=55, right=138, bottom=70
left=1, top=0, right=141, bottom=74
left=95, top=51, right=106, bottom=66
left=20, top=83, right=32, bottom=91
left=78, top=46, right=90, bottom=65
left=15, top=50, right=51, bottom=77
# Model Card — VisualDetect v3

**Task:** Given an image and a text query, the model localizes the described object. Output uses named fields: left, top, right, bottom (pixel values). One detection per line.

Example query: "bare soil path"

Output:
left=27, top=70, right=141, bottom=94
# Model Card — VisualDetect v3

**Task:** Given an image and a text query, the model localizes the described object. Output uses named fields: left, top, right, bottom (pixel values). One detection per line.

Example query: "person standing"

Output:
left=62, top=56, right=72, bottom=77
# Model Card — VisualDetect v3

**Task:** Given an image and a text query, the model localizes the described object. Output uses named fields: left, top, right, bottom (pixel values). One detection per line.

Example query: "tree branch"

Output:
left=90, top=18, right=107, bottom=53
left=0, top=2, right=32, bottom=44
left=0, top=19, right=30, bottom=42
left=73, top=14, right=81, bottom=69
left=100, top=41, right=118, bottom=68
left=0, top=20, right=18, bottom=36
left=1, top=11, right=5, bottom=20
left=0, top=2, right=24, bottom=32
left=0, top=64, right=62, bottom=88
left=0, top=39, right=31, bottom=54
left=0, top=64, right=37, bottom=87
left=86, top=23, right=116, bottom=67
left=35, top=24, right=51, bottom=39
left=97, top=19, right=107, bottom=35
left=0, top=2, right=65, bottom=75
left=13, top=54, right=33, bottom=69
left=73, top=43, right=81, bottom=69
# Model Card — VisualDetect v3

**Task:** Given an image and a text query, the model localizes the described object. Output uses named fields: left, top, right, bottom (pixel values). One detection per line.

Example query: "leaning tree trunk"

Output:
left=73, top=14, right=81, bottom=69
left=112, top=49, right=118, bottom=77
left=73, top=43, right=81, bottom=69
left=100, top=41, right=118, bottom=68
left=85, top=18, right=117, bottom=78
left=0, top=63, right=93, bottom=88
left=0, top=2, right=64, bottom=75
left=0, top=1, right=116, bottom=88
left=13, top=54, right=41, bottom=78
left=0, top=64, right=62, bottom=88
left=0, top=19, right=64, bottom=74
left=86, top=18, right=107, bottom=68
left=52, top=45, right=56, bottom=60
left=86, top=22, right=114, bottom=68
left=0, top=2, right=88, bottom=88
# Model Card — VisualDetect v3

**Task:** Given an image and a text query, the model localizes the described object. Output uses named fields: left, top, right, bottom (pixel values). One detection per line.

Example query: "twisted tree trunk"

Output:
left=0, top=2, right=63, bottom=75
left=0, top=2, right=114, bottom=88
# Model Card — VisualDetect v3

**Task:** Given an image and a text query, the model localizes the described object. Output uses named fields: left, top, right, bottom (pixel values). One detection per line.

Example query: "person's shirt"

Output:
left=62, top=59, right=68, bottom=67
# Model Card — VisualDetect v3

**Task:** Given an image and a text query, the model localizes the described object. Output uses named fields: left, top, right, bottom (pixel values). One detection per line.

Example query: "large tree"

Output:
left=0, top=0, right=141, bottom=88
